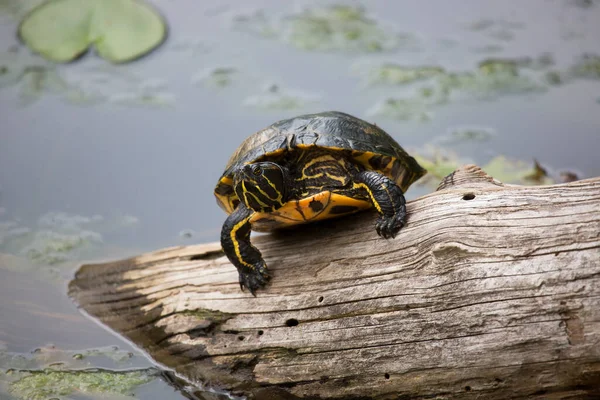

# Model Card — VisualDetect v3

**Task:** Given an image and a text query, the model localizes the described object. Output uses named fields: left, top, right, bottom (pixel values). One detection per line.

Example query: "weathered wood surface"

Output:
left=69, top=165, right=600, bottom=399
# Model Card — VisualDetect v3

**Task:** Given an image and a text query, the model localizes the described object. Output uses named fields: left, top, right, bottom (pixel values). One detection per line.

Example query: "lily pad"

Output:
left=18, top=0, right=167, bottom=63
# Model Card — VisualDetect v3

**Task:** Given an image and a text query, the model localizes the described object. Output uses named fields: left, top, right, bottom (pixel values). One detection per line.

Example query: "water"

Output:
left=1, top=0, right=599, bottom=398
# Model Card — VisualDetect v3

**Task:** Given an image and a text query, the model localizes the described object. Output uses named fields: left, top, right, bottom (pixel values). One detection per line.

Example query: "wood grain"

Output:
left=69, top=165, right=600, bottom=399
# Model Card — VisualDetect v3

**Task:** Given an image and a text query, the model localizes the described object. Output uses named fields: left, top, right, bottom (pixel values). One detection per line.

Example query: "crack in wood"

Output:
left=68, top=168, right=600, bottom=399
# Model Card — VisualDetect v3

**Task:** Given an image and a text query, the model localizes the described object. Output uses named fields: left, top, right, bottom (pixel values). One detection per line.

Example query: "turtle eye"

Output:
left=251, top=165, right=262, bottom=176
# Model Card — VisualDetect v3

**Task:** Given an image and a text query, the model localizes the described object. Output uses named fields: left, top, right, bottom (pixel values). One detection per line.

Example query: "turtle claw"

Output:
left=375, top=215, right=405, bottom=239
left=238, top=261, right=271, bottom=296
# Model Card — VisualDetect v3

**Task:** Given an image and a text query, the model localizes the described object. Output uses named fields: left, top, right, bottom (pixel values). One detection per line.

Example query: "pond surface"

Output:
left=1, top=0, right=600, bottom=398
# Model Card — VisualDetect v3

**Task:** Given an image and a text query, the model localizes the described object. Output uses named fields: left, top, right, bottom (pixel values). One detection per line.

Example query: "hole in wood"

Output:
left=237, top=336, right=244, bottom=341
left=318, top=296, right=324, bottom=303
left=189, top=250, right=223, bottom=261
left=258, top=330, right=264, bottom=336
left=465, top=386, right=471, bottom=391
left=286, top=318, right=299, bottom=327
left=462, top=193, right=476, bottom=201
left=384, top=373, right=390, bottom=380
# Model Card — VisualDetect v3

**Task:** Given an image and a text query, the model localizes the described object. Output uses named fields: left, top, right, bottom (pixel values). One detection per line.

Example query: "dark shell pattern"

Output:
left=216, top=111, right=426, bottom=213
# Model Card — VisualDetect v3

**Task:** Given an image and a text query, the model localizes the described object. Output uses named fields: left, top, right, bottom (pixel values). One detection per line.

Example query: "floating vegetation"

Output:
left=18, top=0, right=167, bottom=63
left=0, top=345, right=140, bottom=371
left=482, top=156, right=555, bottom=186
left=167, top=37, right=211, bottom=56
left=569, top=0, right=597, bottom=8
left=7, top=369, right=153, bottom=400
left=21, top=230, right=103, bottom=265
left=471, top=44, right=504, bottom=54
left=436, top=126, right=495, bottom=145
left=559, top=170, right=581, bottom=183
left=0, top=211, right=139, bottom=269
left=0, top=344, right=161, bottom=399
left=523, top=159, right=550, bottom=184
left=478, top=58, right=519, bottom=76
left=244, top=83, right=318, bottom=110
left=442, top=67, right=544, bottom=100
left=0, top=0, right=45, bottom=20
left=413, top=147, right=557, bottom=189
left=233, top=10, right=280, bottom=38
left=191, top=67, right=238, bottom=88
left=0, top=50, right=175, bottom=107
left=463, top=18, right=524, bottom=42
left=413, top=147, right=467, bottom=188
left=487, top=29, right=515, bottom=42
left=368, top=64, right=445, bottom=86
left=179, top=229, right=195, bottom=239
left=0, top=48, right=64, bottom=103
left=368, top=97, right=433, bottom=122
left=234, top=5, right=418, bottom=53
left=569, top=54, right=600, bottom=79
left=544, top=70, right=566, bottom=85
left=368, top=57, right=548, bottom=121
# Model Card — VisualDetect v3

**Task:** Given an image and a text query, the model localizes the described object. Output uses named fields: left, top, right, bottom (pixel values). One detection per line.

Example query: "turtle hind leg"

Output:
left=220, top=204, right=271, bottom=295
left=352, top=170, right=407, bottom=239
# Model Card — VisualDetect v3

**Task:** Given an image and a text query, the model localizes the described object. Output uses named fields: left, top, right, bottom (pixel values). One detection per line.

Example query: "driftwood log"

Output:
left=69, top=165, right=600, bottom=399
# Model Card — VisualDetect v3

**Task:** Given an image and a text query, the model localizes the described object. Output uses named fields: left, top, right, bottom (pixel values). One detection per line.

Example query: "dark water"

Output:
left=1, top=0, right=599, bottom=398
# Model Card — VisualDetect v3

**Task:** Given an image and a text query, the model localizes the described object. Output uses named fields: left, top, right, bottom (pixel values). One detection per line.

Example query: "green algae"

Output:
left=368, top=57, right=548, bottom=122
left=437, top=126, right=495, bottom=144
left=413, top=147, right=557, bottom=190
left=368, top=97, right=433, bottom=122
left=0, top=345, right=145, bottom=374
left=570, top=54, right=600, bottom=79
left=0, top=49, right=175, bottom=107
left=0, top=211, right=140, bottom=271
left=192, top=67, right=238, bottom=88
left=463, top=18, right=524, bottom=41
left=0, top=344, right=157, bottom=399
left=8, top=369, right=153, bottom=399
left=368, top=64, right=445, bottom=85
left=482, top=156, right=555, bottom=186
left=235, top=5, right=417, bottom=53
left=413, top=148, right=467, bottom=188
left=0, top=48, right=66, bottom=104
left=286, top=5, right=405, bottom=52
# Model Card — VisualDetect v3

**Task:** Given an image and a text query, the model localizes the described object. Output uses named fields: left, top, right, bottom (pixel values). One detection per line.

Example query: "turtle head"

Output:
left=233, top=162, right=288, bottom=212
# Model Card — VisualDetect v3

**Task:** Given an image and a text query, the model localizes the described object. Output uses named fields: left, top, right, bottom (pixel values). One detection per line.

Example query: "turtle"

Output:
left=215, top=111, right=426, bottom=295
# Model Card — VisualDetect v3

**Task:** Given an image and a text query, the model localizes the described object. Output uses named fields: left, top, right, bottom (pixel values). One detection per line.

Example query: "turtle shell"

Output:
left=215, top=111, right=426, bottom=218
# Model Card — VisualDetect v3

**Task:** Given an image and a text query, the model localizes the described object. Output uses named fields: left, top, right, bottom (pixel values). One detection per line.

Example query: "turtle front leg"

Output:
left=353, top=170, right=407, bottom=239
left=220, top=204, right=270, bottom=295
